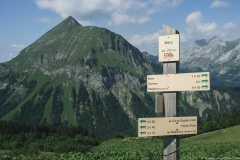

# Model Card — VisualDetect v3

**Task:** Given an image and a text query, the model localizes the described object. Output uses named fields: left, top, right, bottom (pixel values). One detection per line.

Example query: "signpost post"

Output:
left=138, top=25, right=210, bottom=160
left=162, top=25, right=180, bottom=160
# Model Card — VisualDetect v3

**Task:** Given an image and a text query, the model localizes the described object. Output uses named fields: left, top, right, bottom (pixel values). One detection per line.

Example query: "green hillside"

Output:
left=1, top=125, right=240, bottom=159
left=183, top=125, right=240, bottom=144
left=90, top=125, right=240, bottom=159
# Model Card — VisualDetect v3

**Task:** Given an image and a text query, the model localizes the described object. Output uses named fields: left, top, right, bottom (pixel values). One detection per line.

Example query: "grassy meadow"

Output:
left=1, top=125, right=240, bottom=159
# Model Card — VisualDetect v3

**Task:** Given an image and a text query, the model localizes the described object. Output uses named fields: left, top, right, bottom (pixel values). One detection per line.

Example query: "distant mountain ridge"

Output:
left=181, top=36, right=240, bottom=87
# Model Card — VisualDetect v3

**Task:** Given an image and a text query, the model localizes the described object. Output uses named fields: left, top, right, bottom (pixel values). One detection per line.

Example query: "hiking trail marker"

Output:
left=159, top=34, right=180, bottom=62
left=138, top=25, right=211, bottom=160
left=138, top=116, right=197, bottom=137
left=147, top=72, right=210, bottom=92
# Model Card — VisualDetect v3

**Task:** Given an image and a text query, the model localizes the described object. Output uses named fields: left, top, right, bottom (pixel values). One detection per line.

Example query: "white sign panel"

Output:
left=138, top=116, right=197, bottom=137
left=147, top=72, right=210, bottom=92
left=159, top=34, right=180, bottom=62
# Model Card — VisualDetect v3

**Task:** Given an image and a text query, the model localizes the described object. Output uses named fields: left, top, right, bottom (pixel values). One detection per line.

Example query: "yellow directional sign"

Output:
left=147, top=72, right=210, bottom=92
left=138, top=116, right=197, bottom=137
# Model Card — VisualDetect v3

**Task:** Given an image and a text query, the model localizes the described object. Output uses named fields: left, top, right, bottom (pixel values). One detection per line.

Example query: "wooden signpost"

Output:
left=162, top=25, right=180, bottom=160
left=138, top=25, right=211, bottom=160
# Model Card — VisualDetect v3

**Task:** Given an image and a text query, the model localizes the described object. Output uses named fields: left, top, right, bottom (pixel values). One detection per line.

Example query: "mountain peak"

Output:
left=208, top=36, right=222, bottom=43
left=194, top=39, right=208, bottom=47
left=50, top=16, right=82, bottom=31
left=62, top=16, right=82, bottom=27
left=33, top=16, right=82, bottom=43
left=194, top=36, right=224, bottom=47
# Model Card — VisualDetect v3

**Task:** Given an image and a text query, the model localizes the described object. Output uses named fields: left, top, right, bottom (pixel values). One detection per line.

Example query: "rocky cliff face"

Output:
left=180, top=88, right=238, bottom=119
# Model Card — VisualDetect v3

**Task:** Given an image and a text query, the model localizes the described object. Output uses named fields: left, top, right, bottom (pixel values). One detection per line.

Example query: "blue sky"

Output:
left=1, top=0, right=240, bottom=63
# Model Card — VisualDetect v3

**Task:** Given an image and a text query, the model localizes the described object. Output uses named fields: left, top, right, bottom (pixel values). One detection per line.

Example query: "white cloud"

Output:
left=0, top=44, right=26, bottom=63
left=37, top=0, right=109, bottom=20
left=184, top=11, right=218, bottom=42
left=186, top=11, right=202, bottom=24
left=10, top=44, right=26, bottom=50
left=76, top=19, right=93, bottom=26
left=210, top=0, right=229, bottom=8
left=36, top=0, right=145, bottom=22
left=33, top=17, right=57, bottom=23
left=186, top=11, right=217, bottom=33
left=183, top=11, right=240, bottom=46
left=154, top=0, right=184, bottom=8
left=147, top=0, right=184, bottom=14
left=0, top=52, right=13, bottom=63
left=35, top=0, right=184, bottom=26
left=220, top=22, right=239, bottom=40
left=109, top=13, right=150, bottom=26
left=128, top=30, right=163, bottom=55
left=8, top=52, right=13, bottom=57
left=8, top=44, right=26, bottom=58
left=222, top=22, right=238, bottom=30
